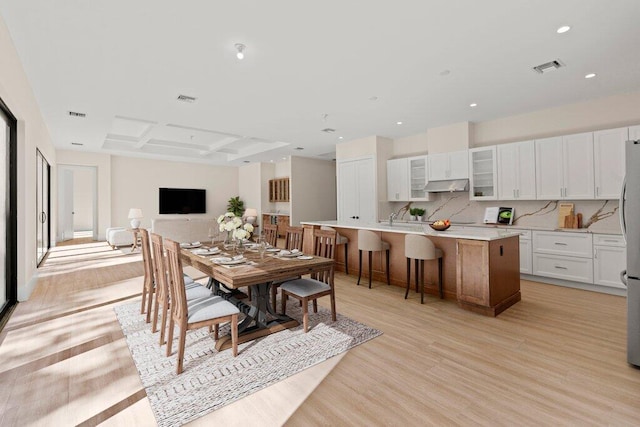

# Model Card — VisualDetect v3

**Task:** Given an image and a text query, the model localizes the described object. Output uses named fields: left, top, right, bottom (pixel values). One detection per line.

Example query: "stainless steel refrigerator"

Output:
left=620, top=139, right=640, bottom=367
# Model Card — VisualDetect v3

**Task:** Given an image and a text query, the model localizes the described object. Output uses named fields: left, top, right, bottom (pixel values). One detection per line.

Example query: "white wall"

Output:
left=0, top=16, right=57, bottom=300
left=427, top=121, right=471, bottom=153
left=289, top=156, right=336, bottom=225
left=57, top=151, right=112, bottom=240
left=109, top=156, right=238, bottom=230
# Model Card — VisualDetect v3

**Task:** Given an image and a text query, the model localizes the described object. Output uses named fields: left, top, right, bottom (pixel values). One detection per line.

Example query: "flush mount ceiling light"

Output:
left=338, top=136, right=344, bottom=140
left=177, top=94, right=197, bottom=103
left=235, top=43, right=246, bottom=60
left=321, top=128, right=336, bottom=133
left=557, top=25, right=571, bottom=34
left=585, top=73, right=597, bottom=79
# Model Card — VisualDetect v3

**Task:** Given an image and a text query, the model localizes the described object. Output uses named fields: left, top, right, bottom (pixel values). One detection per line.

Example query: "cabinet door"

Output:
left=337, top=161, right=359, bottom=221
left=469, top=146, right=497, bottom=200
left=594, top=245, right=626, bottom=288
left=629, top=125, right=640, bottom=140
left=427, top=153, right=448, bottom=181
left=519, top=239, right=532, bottom=274
left=456, top=240, right=490, bottom=305
left=449, top=150, right=469, bottom=179
left=563, top=132, right=594, bottom=199
left=408, top=156, right=429, bottom=200
left=535, top=136, right=563, bottom=199
left=355, top=158, right=376, bottom=222
left=516, top=140, right=537, bottom=199
left=594, top=127, right=627, bottom=199
left=497, top=142, right=518, bottom=200
left=387, top=158, right=409, bottom=201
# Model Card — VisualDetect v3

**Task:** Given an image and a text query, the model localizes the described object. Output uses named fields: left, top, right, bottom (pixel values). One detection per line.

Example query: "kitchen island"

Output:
left=301, top=221, right=521, bottom=316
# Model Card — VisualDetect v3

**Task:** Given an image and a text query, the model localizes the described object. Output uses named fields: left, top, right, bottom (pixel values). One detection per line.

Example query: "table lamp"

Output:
left=128, top=208, right=143, bottom=229
left=244, top=208, right=258, bottom=224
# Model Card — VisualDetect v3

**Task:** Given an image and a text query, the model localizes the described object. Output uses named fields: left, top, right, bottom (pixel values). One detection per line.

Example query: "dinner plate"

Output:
left=181, top=243, right=202, bottom=249
left=266, top=248, right=280, bottom=252
left=297, top=255, right=313, bottom=260
left=211, top=256, right=245, bottom=265
left=278, top=252, right=301, bottom=258
left=192, top=248, right=220, bottom=255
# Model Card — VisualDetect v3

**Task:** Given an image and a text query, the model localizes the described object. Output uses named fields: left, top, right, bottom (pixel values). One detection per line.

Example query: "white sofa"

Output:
left=106, top=227, right=134, bottom=249
left=151, top=218, right=218, bottom=244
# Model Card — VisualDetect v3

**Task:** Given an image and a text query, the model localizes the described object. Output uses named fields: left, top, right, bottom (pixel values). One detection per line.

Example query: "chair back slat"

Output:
left=140, top=229, right=154, bottom=292
left=150, top=233, right=169, bottom=305
left=285, top=226, right=304, bottom=251
left=164, top=238, right=188, bottom=324
left=262, top=223, right=278, bottom=247
left=312, top=228, right=336, bottom=284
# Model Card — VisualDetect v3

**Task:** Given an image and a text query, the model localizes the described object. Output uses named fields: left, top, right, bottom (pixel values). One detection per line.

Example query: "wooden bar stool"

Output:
left=321, top=225, right=349, bottom=274
left=357, top=229, right=390, bottom=288
left=404, top=234, right=443, bottom=303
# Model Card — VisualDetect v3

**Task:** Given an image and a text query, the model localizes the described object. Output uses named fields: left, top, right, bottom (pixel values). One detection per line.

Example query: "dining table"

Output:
left=180, top=244, right=334, bottom=350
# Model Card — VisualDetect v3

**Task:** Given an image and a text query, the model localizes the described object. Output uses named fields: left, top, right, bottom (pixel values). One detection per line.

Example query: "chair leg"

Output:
left=386, top=249, right=390, bottom=286
left=405, top=258, right=411, bottom=299
left=330, top=290, right=337, bottom=322
left=357, top=250, right=363, bottom=286
left=140, top=286, right=147, bottom=315
left=414, top=259, right=419, bottom=293
left=302, top=297, right=309, bottom=333
left=271, top=285, right=277, bottom=313
left=281, top=289, right=287, bottom=315
left=166, top=318, right=174, bottom=357
left=438, top=257, right=444, bottom=299
left=344, top=243, right=349, bottom=275
left=176, top=327, right=186, bottom=374
left=420, top=260, right=425, bottom=304
left=151, top=295, right=160, bottom=333
left=368, top=251, right=373, bottom=289
left=312, top=299, right=318, bottom=313
left=231, top=314, right=238, bottom=357
left=214, top=323, right=219, bottom=340
left=159, top=303, right=168, bottom=346
left=145, top=285, right=154, bottom=324
left=247, top=287, right=252, bottom=301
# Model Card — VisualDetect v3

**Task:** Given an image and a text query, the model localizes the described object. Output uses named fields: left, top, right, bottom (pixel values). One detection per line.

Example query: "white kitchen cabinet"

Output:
left=497, top=140, right=536, bottom=200
left=499, top=227, right=532, bottom=274
left=408, top=155, right=433, bottom=201
left=532, top=231, right=594, bottom=284
left=535, top=133, right=594, bottom=200
left=593, top=234, right=626, bottom=289
left=338, top=157, right=376, bottom=222
left=593, top=127, right=627, bottom=199
left=469, top=146, right=497, bottom=200
left=629, top=125, right=640, bottom=140
left=428, top=150, right=468, bottom=181
left=387, top=158, right=409, bottom=201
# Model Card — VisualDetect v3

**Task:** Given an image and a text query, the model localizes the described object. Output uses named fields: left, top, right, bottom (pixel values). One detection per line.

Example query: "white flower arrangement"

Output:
left=217, top=212, right=254, bottom=240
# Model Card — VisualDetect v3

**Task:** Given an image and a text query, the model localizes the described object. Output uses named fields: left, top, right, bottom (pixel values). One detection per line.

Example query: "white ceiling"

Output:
left=1, top=0, right=640, bottom=166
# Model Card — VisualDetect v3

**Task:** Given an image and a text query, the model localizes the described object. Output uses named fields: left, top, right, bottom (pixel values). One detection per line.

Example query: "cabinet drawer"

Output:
left=593, top=234, right=625, bottom=247
left=532, top=231, right=592, bottom=258
left=533, top=253, right=594, bottom=283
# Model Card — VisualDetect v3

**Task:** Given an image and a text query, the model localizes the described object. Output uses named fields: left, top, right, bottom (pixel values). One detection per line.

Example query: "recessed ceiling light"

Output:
left=68, top=111, right=86, bottom=118
left=469, top=103, right=478, bottom=107
left=235, top=43, right=246, bottom=60
left=338, top=136, right=344, bottom=140
left=439, top=69, right=451, bottom=76
left=369, top=96, right=378, bottom=101
left=585, top=73, right=596, bottom=79
left=396, top=121, right=403, bottom=125
left=557, top=25, right=571, bottom=34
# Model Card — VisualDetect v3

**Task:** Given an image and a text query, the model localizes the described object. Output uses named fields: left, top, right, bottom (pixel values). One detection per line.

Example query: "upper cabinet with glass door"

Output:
left=408, top=155, right=433, bottom=201
left=469, top=146, right=497, bottom=200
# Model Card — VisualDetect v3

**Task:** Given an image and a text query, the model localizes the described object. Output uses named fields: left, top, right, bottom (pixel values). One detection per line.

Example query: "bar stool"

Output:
left=321, top=226, right=349, bottom=274
left=404, top=234, right=443, bottom=304
left=357, top=229, right=390, bottom=288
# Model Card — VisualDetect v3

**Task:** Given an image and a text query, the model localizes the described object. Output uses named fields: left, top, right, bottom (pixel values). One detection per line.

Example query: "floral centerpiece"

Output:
left=217, top=212, right=254, bottom=243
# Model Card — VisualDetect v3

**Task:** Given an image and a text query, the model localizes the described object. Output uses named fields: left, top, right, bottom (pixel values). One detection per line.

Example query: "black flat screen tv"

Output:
left=159, top=188, right=206, bottom=214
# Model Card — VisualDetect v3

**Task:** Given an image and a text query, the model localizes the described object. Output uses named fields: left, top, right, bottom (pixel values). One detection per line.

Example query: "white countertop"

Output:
left=302, top=221, right=521, bottom=241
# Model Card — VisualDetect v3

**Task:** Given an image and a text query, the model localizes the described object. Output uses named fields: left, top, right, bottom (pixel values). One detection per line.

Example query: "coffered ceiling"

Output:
left=1, top=0, right=639, bottom=165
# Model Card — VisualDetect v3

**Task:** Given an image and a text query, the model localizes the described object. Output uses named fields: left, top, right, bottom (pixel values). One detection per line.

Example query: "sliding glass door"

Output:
left=36, top=150, right=50, bottom=265
left=0, top=98, right=17, bottom=322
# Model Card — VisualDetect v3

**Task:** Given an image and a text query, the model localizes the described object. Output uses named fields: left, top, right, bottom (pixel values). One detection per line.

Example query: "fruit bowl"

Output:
left=429, top=221, right=451, bottom=231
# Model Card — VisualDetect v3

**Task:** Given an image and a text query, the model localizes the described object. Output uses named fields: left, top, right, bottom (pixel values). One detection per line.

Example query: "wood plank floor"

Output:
left=1, top=240, right=639, bottom=426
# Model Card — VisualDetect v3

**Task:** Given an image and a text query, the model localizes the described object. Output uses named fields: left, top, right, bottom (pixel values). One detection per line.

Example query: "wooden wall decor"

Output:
left=269, top=177, right=290, bottom=202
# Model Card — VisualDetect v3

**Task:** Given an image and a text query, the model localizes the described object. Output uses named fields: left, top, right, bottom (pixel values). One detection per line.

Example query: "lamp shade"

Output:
left=244, top=208, right=258, bottom=224
left=128, top=208, right=143, bottom=229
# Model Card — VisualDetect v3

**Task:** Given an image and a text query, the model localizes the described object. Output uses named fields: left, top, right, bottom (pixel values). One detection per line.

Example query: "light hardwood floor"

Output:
left=1, top=241, right=639, bottom=426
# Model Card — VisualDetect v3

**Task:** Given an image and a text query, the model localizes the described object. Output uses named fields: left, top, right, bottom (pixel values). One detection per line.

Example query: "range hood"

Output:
left=424, top=179, right=469, bottom=193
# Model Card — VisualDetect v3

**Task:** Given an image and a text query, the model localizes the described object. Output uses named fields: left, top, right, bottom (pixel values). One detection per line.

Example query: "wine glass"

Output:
left=257, top=239, right=267, bottom=260
left=208, top=227, right=216, bottom=247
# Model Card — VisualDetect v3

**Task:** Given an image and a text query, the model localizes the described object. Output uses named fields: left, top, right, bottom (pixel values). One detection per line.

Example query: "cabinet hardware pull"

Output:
left=554, top=242, right=568, bottom=246
left=594, top=248, right=597, bottom=259
left=603, top=239, right=618, bottom=243
left=554, top=266, right=568, bottom=270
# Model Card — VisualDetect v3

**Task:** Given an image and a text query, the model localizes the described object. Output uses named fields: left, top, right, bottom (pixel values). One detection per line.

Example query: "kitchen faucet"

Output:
left=388, top=212, right=397, bottom=226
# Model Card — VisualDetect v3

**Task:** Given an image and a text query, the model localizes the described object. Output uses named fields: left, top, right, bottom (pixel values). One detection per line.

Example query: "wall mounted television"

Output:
left=159, top=188, right=206, bottom=214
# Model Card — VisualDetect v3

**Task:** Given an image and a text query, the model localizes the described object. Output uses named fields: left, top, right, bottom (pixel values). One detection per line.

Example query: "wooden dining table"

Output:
left=181, top=245, right=334, bottom=350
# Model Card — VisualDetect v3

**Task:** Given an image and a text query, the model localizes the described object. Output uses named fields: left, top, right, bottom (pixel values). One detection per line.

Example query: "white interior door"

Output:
left=59, top=169, right=74, bottom=241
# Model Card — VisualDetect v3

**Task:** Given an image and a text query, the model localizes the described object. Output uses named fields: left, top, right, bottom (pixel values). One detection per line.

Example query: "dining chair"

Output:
left=270, top=225, right=306, bottom=310
left=262, top=223, right=278, bottom=247
left=164, top=238, right=240, bottom=374
left=357, top=229, right=391, bottom=288
left=280, top=228, right=337, bottom=332
left=139, top=228, right=155, bottom=323
left=404, top=234, right=443, bottom=303
left=150, top=233, right=212, bottom=346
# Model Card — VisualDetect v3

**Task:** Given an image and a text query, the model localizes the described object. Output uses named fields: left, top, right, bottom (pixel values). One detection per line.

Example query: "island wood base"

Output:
left=304, top=225, right=521, bottom=317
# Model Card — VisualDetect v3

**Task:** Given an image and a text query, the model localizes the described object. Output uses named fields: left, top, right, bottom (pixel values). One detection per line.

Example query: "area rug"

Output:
left=115, top=299, right=382, bottom=427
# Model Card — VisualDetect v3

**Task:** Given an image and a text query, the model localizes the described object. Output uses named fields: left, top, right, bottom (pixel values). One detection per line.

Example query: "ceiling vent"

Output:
left=71, top=142, right=84, bottom=146
left=532, top=59, right=565, bottom=74
left=177, top=94, right=197, bottom=103
left=321, top=128, right=336, bottom=133
left=68, top=111, right=86, bottom=118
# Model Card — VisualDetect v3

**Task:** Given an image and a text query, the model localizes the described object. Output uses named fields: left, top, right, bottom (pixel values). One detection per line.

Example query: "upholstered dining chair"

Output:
left=357, top=229, right=391, bottom=288
left=150, top=233, right=212, bottom=347
left=404, top=234, right=443, bottom=304
left=164, top=238, right=240, bottom=374
left=270, top=225, right=306, bottom=310
left=262, top=223, right=278, bottom=247
left=280, top=228, right=337, bottom=332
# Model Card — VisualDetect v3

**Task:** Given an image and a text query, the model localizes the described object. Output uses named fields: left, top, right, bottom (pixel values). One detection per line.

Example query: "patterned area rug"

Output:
left=115, top=299, right=382, bottom=427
